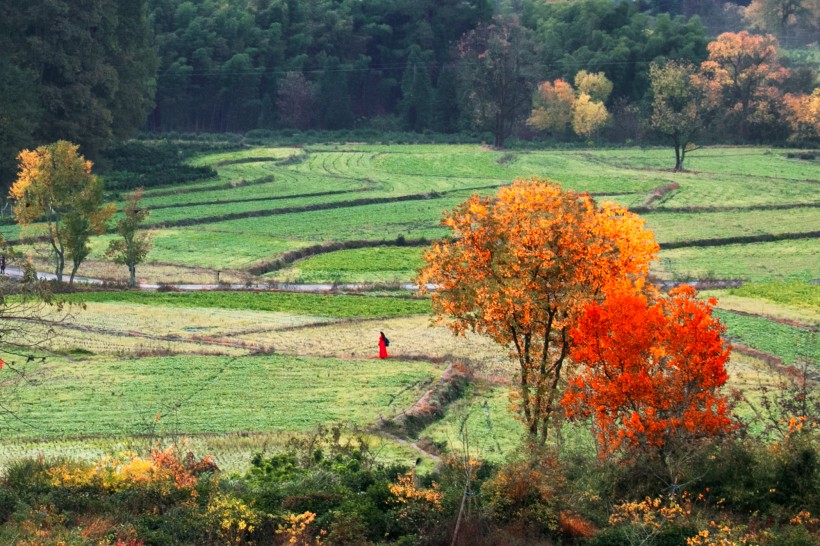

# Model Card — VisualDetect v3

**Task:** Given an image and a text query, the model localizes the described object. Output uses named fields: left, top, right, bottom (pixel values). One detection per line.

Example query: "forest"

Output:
left=1, top=0, right=818, bottom=181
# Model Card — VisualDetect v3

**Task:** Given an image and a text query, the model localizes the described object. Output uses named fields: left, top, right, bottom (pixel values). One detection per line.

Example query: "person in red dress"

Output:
left=378, top=331, right=389, bottom=359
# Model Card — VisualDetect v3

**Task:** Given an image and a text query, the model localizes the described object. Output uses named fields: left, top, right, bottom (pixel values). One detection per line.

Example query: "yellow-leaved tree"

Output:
left=529, top=71, right=612, bottom=140
left=417, top=179, right=658, bottom=443
left=9, top=141, right=114, bottom=283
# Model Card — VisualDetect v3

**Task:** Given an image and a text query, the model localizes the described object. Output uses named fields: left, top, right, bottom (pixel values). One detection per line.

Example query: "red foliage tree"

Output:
left=562, top=285, right=735, bottom=461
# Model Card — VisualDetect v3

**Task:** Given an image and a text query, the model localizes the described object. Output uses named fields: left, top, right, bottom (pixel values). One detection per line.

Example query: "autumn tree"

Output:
left=562, top=286, right=734, bottom=469
left=571, top=93, right=610, bottom=140
left=744, top=0, right=820, bottom=42
left=455, top=16, right=539, bottom=148
left=784, top=89, right=820, bottom=142
left=529, top=71, right=612, bottom=140
left=106, top=189, right=152, bottom=288
left=527, top=79, right=576, bottom=135
left=9, top=141, right=114, bottom=283
left=650, top=61, right=708, bottom=171
left=697, top=31, right=790, bottom=140
left=418, top=180, right=658, bottom=443
left=574, top=70, right=613, bottom=104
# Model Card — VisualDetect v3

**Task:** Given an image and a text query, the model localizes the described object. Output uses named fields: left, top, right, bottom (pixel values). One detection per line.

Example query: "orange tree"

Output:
left=697, top=31, right=790, bottom=140
left=417, top=179, right=658, bottom=443
left=562, top=286, right=734, bottom=469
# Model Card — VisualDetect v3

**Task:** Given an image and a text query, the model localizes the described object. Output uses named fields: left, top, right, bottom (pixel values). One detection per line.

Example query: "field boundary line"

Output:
left=660, top=230, right=820, bottom=249
left=718, top=308, right=819, bottom=331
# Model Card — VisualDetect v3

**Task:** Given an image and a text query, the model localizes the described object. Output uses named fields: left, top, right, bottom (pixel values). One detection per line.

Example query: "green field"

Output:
left=6, top=145, right=818, bottom=284
left=1, top=142, right=817, bottom=472
left=2, top=354, right=437, bottom=439
left=61, top=291, right=432, bottom=318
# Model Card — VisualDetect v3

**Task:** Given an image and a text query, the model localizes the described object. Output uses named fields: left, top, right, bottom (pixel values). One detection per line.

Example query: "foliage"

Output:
left=524, top=0, right=708, bottom=101
left=571, top=93, right=610, bottom=139
left=783, top=89, right=820, bottom=143
left=148, top=0, right=491, bottom=132
left=9, top=141, right=115, bottom=282
left=529, top=72, right=613, bottom=140
left=106, top=189, right=152, bottom=287
left=574, top=71, right=613, bottom=104
left=205, top=494, right=261, bottom=545
left=277, top=72, right=315, bottom=131
left=650, top=60, right=708, bottom=170
left=481, top=451, right=565, bottom=534
left=400, top=46, right=435, bottom=133
left=418, top=179, right=658, bottom=442
left=455, top=16, right=539, bottom=148
left=388, top=470, right=444, bottom=539
left=0, top=0, right=156, bottom=161
left=697, top=32, right=791, bottom=140
left=744, top=0, right=820, bottom=44
left=563, top=286, right=734, bottom=463
left=527, top=79, right=576, bottom=135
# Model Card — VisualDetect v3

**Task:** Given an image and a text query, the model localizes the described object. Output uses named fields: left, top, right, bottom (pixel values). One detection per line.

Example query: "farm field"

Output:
left=0, top=142, right=817, bottom=474
left=6, top=144, right=818, bottom=284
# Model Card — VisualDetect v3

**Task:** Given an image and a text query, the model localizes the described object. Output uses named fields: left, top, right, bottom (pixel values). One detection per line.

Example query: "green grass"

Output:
left=276, top=246, right=426, bottom=283
left=0, top=354, right=439, bottom=440
left=62, top=291, right=432, bottom=318
left=657, top=238, right=820, bottom=281
left=728, top=280, right=820, bottom=310
left=646, top=207, right=819, bottom=245
left=415, top=383, right=524, bottom=462
left=714, top=309, right=818, bottom=366
left=6, top=143, right=819, bottom=284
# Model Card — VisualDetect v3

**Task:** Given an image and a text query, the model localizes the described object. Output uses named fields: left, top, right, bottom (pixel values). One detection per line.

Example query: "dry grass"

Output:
left=705, top=292, right=820, bottom=326
left=229, top=314, right=515, bottom=378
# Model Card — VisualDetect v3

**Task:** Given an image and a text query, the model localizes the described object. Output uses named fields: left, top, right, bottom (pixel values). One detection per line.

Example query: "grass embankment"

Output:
left=61, top=290, right=431, bottom=318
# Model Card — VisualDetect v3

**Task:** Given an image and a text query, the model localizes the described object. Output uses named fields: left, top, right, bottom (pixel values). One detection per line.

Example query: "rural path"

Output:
left=1, top=265, right=744, bottom=293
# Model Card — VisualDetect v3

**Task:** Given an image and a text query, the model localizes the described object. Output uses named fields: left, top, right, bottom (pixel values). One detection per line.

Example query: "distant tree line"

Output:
left=0, top=0, right=817, bottom=181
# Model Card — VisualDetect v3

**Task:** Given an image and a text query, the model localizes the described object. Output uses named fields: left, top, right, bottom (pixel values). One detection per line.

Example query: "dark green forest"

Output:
left=0, top=0, right=817, bottom=180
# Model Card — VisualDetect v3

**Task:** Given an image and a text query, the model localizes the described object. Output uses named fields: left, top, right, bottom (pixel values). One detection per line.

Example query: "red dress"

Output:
left=378, top=336, right=388, bottom=359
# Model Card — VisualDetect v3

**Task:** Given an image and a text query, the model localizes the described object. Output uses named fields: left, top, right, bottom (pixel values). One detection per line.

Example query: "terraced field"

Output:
left=1, top=143, right=817, bottom=471
left=6, top=144, right=818, bottom=283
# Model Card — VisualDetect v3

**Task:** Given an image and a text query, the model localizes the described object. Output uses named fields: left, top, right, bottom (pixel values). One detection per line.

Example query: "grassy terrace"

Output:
left=5, top=145, right=817, bottom=284
left=0, top=143, right=816, bottom=472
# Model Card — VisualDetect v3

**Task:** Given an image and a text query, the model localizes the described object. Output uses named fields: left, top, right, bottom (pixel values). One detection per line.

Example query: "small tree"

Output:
left=529, top=72, right=612, bottom=141
left=571, top=93, right=609, bottom=140
left=562, top=286, right=734, bottom=470
left=418, top=180, right=658, bottom=443
left=455, top=16, right=539, bottom=148
left=574, top=70, right=613, bottom=103
left=650, top=60, right=707, bottom=171
left=527, top=79, right=576, bottom=136
left=9, top=141, right=114, bottom=282
left=106, top=188, right=151, bottom=288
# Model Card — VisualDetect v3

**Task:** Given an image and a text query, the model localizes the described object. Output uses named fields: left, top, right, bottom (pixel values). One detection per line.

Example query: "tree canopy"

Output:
left=418, top=179, right=659, bottom=443
left=9, top=141, right=114, bottom=282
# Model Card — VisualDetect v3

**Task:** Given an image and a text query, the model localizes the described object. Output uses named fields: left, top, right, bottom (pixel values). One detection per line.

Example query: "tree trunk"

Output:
left=128, top=263, right=137, bottom=288
left=69, top=261, right=80, bottom=284
left=54, top=251, right=64, bottom=282
left=674, top=140, right=683, bottom=171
